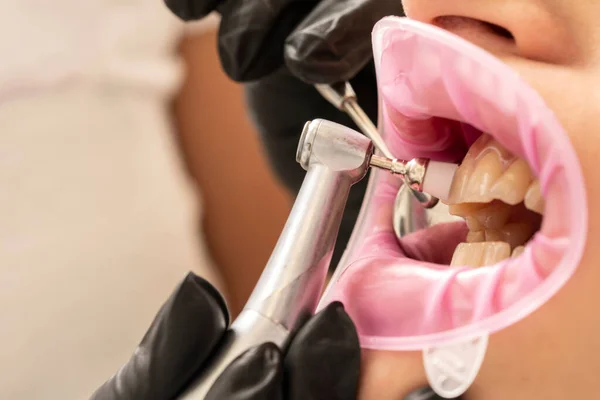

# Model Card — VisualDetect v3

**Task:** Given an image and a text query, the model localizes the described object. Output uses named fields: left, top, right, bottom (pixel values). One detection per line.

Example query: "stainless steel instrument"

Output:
left=314, top=82, right=438, bottom=209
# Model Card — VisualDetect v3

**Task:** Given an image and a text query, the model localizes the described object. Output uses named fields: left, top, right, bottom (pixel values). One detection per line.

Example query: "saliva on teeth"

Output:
left=445, top=134, right=544, bottom=268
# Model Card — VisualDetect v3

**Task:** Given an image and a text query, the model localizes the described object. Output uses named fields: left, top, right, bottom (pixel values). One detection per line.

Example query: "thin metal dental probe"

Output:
left=315, top=82, right=439, bottom=209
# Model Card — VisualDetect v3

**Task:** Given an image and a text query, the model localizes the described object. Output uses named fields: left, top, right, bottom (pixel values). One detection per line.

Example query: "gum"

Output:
left=317, top=18, right=588, bottom=351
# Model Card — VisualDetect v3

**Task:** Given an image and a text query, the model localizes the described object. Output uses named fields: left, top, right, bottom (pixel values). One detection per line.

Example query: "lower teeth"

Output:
left=451, top=242, right=511, bottom=267
left=450, top=241, right=526, bottom=268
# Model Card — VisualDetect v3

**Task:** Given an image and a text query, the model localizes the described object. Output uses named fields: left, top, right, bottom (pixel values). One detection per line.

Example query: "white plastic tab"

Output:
left=423, top=334, right=488, bottom=398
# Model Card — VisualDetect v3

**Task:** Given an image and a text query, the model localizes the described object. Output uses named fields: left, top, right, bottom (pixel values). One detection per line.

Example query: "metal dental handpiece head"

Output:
left=177, top=119, right=374, bottom=400
left=314, top=82, right=439, bottom=209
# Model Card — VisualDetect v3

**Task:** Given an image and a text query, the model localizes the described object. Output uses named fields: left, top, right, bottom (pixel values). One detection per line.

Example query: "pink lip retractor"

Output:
left=318, top=17, right=587, bottom=398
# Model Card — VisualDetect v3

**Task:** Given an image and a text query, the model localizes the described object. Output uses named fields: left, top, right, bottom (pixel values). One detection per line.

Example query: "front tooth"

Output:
left=447, top=135, right=491, bottom=204
left=448, top=134, right=537, bottom=207
left=447, top=160, right=472, bottom=204
left=451, top=242, right=511, bottom=267
left=524, top=180, right=544, bottom=214
left=464, top=151, right=504, bottom=202
left=488, top=159, right=533, bottom=205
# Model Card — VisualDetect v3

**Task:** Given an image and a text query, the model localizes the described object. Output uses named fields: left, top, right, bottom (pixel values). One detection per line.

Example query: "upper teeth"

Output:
left=447, top=135, right=545, bottom=214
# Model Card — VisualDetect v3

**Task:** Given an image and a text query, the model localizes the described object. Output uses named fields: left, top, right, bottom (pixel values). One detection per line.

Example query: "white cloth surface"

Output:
left=0, top=1, right=223, bottom=399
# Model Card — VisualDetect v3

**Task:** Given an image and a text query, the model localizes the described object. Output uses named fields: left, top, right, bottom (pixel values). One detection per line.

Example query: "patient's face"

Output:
left=359, top=1, right=600, bottom=399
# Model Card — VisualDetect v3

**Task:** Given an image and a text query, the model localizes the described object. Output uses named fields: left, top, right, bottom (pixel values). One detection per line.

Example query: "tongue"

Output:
left=399, top=221, right=468, bottom=265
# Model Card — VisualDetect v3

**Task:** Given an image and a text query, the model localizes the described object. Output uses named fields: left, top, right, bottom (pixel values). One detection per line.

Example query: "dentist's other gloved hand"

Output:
left=164, top=0, right=401, bottom=84
left=90, top=272, right=361, bottom=400
left=164, top=0, right=404, bottom=269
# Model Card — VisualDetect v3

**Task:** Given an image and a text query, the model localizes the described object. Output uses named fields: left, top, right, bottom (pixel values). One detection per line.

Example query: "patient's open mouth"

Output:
left=319, top=17, right=587, bottom=351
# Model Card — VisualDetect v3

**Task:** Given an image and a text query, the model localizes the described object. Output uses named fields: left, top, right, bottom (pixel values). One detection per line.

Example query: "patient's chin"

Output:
left=358, top=349, right=427, bottom=400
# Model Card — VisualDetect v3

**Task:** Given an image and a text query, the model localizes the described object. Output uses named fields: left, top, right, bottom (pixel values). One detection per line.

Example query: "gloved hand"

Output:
left=90, top=272, right=360, bottom=400
left=164, top=0, right=401, bottom=83
left=91, top=272, right=453, bottom=399
left=164, top=0, right=404, bottom=269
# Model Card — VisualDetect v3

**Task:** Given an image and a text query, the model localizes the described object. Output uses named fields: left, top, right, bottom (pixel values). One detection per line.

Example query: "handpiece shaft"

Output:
left=243, top=166, right=356, bottom=328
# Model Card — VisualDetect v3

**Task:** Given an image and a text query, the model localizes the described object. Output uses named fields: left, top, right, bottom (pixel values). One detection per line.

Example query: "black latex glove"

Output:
left=92, top=272, right=453, bottom=399
left=90, top=272, right=360, bottom=400
left=165, top=0, right=402, bottom=84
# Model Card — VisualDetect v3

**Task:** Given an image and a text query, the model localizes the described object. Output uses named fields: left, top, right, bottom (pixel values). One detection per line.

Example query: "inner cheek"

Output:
left=359, top=349, right=427, bottom=400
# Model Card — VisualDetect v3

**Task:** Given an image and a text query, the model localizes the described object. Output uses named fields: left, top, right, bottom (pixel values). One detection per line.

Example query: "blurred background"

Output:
left=1, top=4, right=290, bottom=399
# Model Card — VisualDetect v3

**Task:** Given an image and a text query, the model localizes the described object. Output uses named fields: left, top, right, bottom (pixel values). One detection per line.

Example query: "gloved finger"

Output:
left=284, top=301, right=360, bottom=400
left=164, top=0, right=222, bottom=21
left=285, top=0, right=404, bottom=84
left=91, top=272, right=229, bottom=400
left=205, top=343, right=284, bottom=400
left=216, top=0, right=320, bottom=81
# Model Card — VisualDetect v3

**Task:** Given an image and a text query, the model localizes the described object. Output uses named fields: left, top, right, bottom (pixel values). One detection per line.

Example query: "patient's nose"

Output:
left=402, top=0, right=577, bottom=64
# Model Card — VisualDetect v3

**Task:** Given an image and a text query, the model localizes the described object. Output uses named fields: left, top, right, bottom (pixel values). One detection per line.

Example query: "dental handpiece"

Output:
left=314, top=82, right=440, bottom=208
left=176, top=119, right=373, bottom=399
left=176, top=119, right=456, bottom=399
